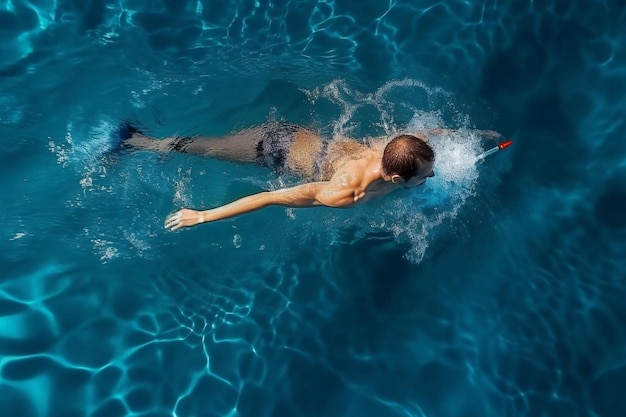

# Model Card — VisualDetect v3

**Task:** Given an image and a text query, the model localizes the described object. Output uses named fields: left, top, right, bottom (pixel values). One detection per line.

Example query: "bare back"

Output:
left=281, top=130, right=372, bottom=180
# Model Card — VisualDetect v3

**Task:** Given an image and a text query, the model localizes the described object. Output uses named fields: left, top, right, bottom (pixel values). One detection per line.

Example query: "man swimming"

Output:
left=122, top=122, right=498, bottom=230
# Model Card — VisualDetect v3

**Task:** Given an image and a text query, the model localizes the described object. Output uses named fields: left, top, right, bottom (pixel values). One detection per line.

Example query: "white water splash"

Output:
left=302, top=78, right=486, bottom=262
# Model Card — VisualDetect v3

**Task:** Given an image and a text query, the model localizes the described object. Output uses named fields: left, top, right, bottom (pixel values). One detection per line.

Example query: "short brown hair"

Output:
left=382, top=135, right=435, bottom=180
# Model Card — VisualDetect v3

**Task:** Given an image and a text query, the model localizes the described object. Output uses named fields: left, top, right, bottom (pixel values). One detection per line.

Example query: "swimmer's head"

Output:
left=382, top=134, right=435, bottom=185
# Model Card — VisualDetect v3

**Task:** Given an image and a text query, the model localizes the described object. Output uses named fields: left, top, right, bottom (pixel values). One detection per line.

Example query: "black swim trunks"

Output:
left=255, top=121, right=302, bottom=173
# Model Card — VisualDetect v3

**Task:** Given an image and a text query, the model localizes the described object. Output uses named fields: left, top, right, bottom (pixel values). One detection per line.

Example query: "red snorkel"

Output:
left=476, top=140, right=513, bottom=161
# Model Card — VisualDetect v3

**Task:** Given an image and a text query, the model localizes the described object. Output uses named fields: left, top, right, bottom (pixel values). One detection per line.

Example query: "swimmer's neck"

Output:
left=360, top=158, right=406, bottom=197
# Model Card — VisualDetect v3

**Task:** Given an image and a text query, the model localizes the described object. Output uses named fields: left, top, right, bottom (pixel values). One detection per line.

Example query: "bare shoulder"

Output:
left=315, top=180, right=358, bottom=208
left=322, top=139, right=371, bottom=180
left=329, top=158, right=367, bottom=187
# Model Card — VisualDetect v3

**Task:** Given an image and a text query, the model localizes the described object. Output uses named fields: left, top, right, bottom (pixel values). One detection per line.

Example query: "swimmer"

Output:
left=122, top=122, right=502, bottom=230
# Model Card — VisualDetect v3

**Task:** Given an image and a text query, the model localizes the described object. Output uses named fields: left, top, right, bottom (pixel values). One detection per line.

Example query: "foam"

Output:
left=302, top=78, right=485, bottom=262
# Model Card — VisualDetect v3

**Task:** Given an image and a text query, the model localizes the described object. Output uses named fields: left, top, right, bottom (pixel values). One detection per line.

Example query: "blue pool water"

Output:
left=2, top=1, right=626, bottom=416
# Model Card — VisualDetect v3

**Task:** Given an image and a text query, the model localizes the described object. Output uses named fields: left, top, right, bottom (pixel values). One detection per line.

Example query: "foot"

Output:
left=125, top=133, right=174, bottom=151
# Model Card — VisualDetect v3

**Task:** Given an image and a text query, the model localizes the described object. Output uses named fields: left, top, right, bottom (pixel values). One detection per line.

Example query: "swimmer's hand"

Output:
left=480, top=130, right=504, bottom=140
left=165, top=209, right=205, bottom=231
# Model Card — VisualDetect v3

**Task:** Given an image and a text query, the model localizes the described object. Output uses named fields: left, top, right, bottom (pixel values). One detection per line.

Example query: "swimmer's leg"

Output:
left=123, top=127, right=266, bottom=163
left=123, top=123, right=325, bottom=178
left=124, top=124, right=325, bottom=174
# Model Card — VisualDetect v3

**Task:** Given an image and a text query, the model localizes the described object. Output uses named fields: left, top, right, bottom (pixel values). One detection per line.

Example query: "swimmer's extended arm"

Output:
left=164, top=181, right=356, bottom=230
left=423, top=128, right=504, bottom=140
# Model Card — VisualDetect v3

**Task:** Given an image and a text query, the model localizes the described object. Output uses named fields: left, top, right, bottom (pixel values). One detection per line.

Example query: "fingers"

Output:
left=165, top=208, right=204, bottom=231
left=164, top=210, right=183, bottom=231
